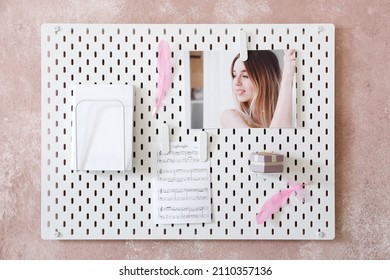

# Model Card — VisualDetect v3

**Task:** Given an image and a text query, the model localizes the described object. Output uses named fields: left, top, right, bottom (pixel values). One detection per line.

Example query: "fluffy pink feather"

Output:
left=256, top=183, right=304, bottom=224
left=153, top=40, right=172, bottom=117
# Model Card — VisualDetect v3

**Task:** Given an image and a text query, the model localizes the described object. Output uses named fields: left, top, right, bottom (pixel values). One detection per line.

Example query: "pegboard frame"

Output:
left=41, top=24, right=335, bottom=240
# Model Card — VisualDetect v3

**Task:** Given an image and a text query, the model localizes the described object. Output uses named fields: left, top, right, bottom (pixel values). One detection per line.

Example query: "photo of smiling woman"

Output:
left=221, top=49, right=296, bottom=128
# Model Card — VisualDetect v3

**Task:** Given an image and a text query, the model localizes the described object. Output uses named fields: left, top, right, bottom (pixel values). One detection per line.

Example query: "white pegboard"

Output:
left=41, top=24, right=335, bottom=240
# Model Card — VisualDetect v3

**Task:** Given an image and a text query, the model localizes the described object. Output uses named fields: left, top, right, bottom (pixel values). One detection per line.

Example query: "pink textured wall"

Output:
left=1, top=0, right=389, bottom=259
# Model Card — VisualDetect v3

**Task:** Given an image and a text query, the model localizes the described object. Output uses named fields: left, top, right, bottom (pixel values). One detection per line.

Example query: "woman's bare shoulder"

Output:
left=221, top=109, right=238, bottom=117
left=220, top=109, right=249, bottom=128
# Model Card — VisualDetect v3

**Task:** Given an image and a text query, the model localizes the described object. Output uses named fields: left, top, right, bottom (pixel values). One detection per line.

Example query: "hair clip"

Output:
left=239, top=29, right=248, bottom=61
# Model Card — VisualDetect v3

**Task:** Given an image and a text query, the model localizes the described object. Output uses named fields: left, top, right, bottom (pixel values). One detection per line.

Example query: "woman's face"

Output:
left=232, top=59, right=255, bottom=103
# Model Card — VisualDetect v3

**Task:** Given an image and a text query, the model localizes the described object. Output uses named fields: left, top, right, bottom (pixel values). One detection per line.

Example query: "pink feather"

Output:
left=153, top=40, right=172, bottom=117
left=256, top=183, right=304, bottom=224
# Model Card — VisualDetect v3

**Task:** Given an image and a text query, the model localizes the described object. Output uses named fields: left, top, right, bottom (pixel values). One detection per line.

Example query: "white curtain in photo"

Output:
left=203, top=52, right=237, bottom=128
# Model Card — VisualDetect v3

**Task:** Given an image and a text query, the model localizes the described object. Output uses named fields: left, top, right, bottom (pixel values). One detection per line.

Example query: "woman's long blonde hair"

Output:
left=231, top=51, right=281, bottom=128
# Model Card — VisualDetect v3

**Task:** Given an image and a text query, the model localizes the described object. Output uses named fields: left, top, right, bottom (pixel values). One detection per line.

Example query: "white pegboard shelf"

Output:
left=41, top=24, right=335, bottom=240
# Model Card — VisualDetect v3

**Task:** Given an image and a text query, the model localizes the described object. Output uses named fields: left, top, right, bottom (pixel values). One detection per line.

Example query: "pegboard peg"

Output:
left=251, top=172, right=280, bottom=181
left=317, top=25, right=324, bottom=34
left=54, top=229, right=60, bottom=237
left=316, top=231, right=324, bottom=238
left=199, top=131, right=208, bottom=162
left=54, top=26, right=60, bottom=34
left=161, top=123, right=170, bottom=154
left=239, top=29, right=248, bottom=61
